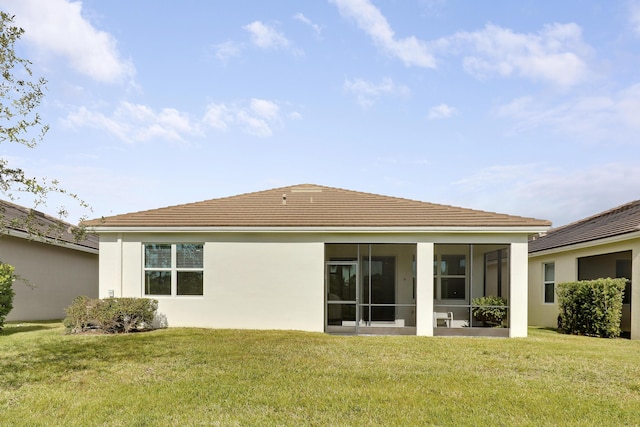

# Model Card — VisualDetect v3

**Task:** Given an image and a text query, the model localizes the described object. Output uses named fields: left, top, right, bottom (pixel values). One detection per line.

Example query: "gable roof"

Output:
left=529, top=200, right=640, bottom=253
left=0, top=199, right=99, bottom=251
left=83, top=184, right=550, bottom=230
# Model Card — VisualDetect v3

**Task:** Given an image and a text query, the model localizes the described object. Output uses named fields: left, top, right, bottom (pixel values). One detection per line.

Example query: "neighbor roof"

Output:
left=529, top=200, right=640, bottom=253
left=83, top=184, right=550, bottom=229
left=0, top=199, right=99, bottom=250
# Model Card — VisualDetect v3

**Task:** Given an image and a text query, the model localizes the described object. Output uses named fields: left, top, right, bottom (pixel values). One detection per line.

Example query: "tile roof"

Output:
left=83, top=184, right=550, bottom=229
left=529, top=200, right=640, bottom=253
left=0, top=199, right=99, bottom=250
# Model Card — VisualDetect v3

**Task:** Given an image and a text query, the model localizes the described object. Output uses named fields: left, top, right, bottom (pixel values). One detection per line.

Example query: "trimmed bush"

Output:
left=0, top=263, right=16, bottom=330
left=64, top=296, right=158, bottom=334
left=63, top=295, right=93, bottom=333
left=556, top=278, right=625, bottom=338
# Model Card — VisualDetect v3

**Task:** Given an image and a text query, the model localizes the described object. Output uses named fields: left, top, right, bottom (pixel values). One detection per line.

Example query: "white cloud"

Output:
left=427, top=104, right=458, bottom=120
left=451, top=163, right=640, bottom=227
left=64, top=106, right=129, bottom=141
left=2, top=0, right=135, bottom=83
left=64, top=102, right=198, bottom=143
left=243, top=21, right=291, bottom=49
left=445, top=23, right=591, bottom=86
left=631, top=1, right=640, bottom=36
left=495, top=83, right=640, bottom=143
left=69, top=98, right=294, bottom=141
left=293, top=13, right=322, bottom=35
left=331, top=1, right=590, bottom=86
left=236, top=111, right=274, bottom=137
left=203, top=98, right=287, bottom=138
left=343, top=77, right=410, bottom=107
left=330, top=0, right=436, bottom=68
left=213, top=41, right=244, bottom=63
left=250, top=99, right=280, bottom=120
left=203, top=104, right=233, bottom=131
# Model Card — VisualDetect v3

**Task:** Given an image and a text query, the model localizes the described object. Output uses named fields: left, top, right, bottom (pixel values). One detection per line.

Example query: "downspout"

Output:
left=117, top=233, right=123, bottom=297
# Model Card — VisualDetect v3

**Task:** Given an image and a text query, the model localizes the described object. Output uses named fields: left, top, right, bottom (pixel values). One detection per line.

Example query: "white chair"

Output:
left=433, top=311, right=454, bottom=328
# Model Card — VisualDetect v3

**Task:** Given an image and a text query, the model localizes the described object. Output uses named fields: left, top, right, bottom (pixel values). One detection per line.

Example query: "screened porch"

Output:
left=325, top=243, right=513, bottom=336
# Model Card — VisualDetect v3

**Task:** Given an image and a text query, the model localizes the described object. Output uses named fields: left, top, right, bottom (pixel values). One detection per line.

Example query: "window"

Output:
left=434, top=254, right=467, bottom=300
left=144, top=243, right=204, bottom=296
left=543, top=263, right=555, bottom=304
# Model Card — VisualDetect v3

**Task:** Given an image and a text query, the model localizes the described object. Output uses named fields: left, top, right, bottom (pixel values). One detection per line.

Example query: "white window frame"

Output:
left=143, top=243, right=204, bottom=297
left=543, top=262, right=555, bottom=304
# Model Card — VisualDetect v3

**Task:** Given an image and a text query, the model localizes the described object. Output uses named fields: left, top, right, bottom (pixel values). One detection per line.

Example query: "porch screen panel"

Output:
left=362, top=256, right=395, bottom=321
left=440, top=255, right=466, bottom=300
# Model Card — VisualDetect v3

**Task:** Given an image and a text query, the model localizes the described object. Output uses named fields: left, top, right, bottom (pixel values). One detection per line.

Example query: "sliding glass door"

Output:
left=361, top=256, right=396, bottom=322
left=325, top=244, right=415, bottom=335
left=326, top=261, right=358, bottom=334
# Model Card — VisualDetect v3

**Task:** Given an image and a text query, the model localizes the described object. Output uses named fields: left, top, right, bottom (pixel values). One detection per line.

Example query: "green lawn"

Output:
left=1, top=322, right=639, bottom=426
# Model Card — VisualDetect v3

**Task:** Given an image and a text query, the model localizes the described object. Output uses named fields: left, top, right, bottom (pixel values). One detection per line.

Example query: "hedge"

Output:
left=64, top=296, right=158, bottom=334
left=556, top=278, right=626, bottom=338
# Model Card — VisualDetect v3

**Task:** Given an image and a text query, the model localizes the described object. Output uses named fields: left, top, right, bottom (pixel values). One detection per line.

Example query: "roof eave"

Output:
left=4, top=228, right=99, bottom=254
left=88, top=225, right=550, bottom=234
left=528, top=230, right=640, bottom=257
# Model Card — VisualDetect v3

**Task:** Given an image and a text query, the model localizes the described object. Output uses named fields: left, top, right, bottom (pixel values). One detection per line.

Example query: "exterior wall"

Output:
left=99, top=233, right=324, bottom=331
left=528, top=237, right=640, bottom=337
left=1, top=235, right=98, bottom=321
left=97, top=230, right=535, bottom=335
left=509, top=241, right=529, bottom=337
left=416, top=242, right=434, bottom=336
left=632, top=248, right=640, bottom=339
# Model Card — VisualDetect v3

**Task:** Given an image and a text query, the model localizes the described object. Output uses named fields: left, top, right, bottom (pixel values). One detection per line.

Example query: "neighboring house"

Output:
left=528, top=201, right=640, bottom=339
left=0, top=200, right=99, bottom=321
left=83, top=184, right=550, bottom=337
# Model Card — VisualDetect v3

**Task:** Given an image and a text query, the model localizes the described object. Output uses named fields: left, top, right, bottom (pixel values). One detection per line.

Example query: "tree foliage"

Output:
left=0, top=12, right=90, bottom=319
left=0, top=11, right=88, bottom=236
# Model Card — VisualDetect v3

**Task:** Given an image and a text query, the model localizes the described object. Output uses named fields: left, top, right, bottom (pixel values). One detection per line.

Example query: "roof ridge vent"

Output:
left=291, top=185, right=322, bottom=193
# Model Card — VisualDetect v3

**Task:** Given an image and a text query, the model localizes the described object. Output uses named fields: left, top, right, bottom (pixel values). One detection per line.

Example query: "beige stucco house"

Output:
left=84, top=184, right=550, bottom=337
left=528, top=200, right=640, bottom=339
left=1, top=200, right=99, bottom=321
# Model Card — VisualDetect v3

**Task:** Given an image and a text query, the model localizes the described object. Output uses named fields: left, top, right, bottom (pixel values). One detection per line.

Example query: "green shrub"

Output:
left=62, top=295, right=93, bottom=333
left=0, top=263, right=16, bottom=330
left=64, top=296, right=158, bottom=334
left=556, top=278, right=625, bottom=338
left=472, top=295, right=508, bottom=327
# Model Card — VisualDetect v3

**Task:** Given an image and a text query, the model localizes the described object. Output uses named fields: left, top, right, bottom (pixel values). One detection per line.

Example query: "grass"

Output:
left=1, top=322, right=640, bottom=426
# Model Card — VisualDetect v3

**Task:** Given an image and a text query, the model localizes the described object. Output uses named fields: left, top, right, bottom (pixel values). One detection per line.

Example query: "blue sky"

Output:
left=1, top=0, right=640, bottom=227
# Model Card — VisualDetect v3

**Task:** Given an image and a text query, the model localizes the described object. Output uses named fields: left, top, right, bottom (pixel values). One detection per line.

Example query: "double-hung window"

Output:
left=543, top=262, right=555, bottom=304
left=144, top=243, right=204, bottom=296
